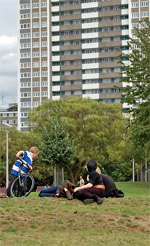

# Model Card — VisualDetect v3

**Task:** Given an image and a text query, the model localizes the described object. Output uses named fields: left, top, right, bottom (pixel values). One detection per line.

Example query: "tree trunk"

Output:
left=140, top=162, right=143, bottom=182
left=145, top=159, right=147, bottom=182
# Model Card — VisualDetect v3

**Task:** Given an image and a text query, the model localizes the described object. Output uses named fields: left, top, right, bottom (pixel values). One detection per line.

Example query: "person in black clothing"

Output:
left=100, top=174, right=124, bottom=198
left=74, top=160, right=105, bottom=205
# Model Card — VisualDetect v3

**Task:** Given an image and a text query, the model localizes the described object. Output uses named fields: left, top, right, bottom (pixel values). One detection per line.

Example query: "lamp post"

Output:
left=132, top=158, right=135, bottom=182
left=1, top=123, right=12, bottom=188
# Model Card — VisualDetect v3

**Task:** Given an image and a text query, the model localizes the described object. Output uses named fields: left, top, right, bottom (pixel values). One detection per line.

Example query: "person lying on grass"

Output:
left=55, top=180, right=75, bottom=200
left=74, top=160, right=105, bottom=205
left=39, top=180, right=75, bottom=200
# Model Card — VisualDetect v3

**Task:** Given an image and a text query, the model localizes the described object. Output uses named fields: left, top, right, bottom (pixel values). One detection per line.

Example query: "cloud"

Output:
left=0, top=0, right=17, bottom=37
left=0, top=35, right=17, bottom=57
left=0, top=35, right=17, bottom=105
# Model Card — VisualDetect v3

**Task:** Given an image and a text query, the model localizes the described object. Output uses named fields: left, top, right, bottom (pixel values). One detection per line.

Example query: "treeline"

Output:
left=0, top=97, right=143, bottom=185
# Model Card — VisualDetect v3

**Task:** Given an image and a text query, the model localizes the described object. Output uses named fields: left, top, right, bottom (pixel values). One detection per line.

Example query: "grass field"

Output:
left=0, top=182, right=150, bottom=246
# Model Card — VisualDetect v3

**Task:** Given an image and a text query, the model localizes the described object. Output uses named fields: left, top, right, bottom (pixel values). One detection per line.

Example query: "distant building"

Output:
left=18, top=0, right=150, bottom=131
left=0, top=104, right=18, bottom=128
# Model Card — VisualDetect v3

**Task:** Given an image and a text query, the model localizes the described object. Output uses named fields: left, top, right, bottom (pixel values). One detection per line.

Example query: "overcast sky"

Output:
left=0, top=0, right=18, bottom=107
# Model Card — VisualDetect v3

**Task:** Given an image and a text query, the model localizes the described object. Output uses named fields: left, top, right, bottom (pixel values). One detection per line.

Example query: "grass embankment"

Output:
left=0, top=182, right=150, bottom=246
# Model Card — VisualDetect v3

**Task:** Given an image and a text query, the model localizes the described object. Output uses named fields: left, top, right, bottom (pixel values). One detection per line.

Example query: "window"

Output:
left=42, top=21, right=47, bottom=27
left=33, top=3, right=39, bottom=8
left=21, top=52, right=30, bottom=58
left=33, top=72, right=40, bottom=77
left=42, top=31, right=47, bottom=37
left=20, top=33, right=30, bottom=39
left=140, top=1, right=149, bottom=7
left=21, top=92, right=31, bottom=98
left=21, top=102, right=31, bottom=108
left=33, top=42, right=39, bottom=48
left=21, top=112, right=28, bottom=118
left=20, top=4, right=30, bottom=9
left=33, top=12, right=39, bottom=18
left=21, top=82, right=31, bottom=88
left=33, top=101, right=40, bottom=107
left=42, top=81, right=48, bottom=87
left=132, top=2, right=139, bottom=8
left=41, top=2, right=47, bottom=7
left=20, top=13, right=30, bottom=19
left=33, top=82, right=40, bottom=87
left=42, top=51, right=47, bottom=57
left=42, top=61, right=48, bottom=67
left=33, top=62, right=40, bottom=67
left=21, top=23, right=30, bottom=29
left=21, top=43, right=30, bottom=49
left=132, top=23, right=139, bottom=28
left=33, top=52, right=40, bottom=57
left=21, top=73, right=30, bottom=78
left=132, top=12, right=139, bottom=18
left=33, top=22, right=39, bottom=28
left=34, top=91, right=40, bottom=97
left=141, top=11, right=149, bottom=17
left=42, top=71, right=48, bottom=77
left=33, top=32, right=40, bottom=38
left=42, top=91, right=48, bottom=97
left=42, top=41, right=47, bottom=47
left=21, top=63, right=31, bottom=68
left=42, top=12, right=47, bottom=17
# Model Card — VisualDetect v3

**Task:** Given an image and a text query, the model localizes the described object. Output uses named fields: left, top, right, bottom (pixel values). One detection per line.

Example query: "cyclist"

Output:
left=6, top=146, right=39, bottom=197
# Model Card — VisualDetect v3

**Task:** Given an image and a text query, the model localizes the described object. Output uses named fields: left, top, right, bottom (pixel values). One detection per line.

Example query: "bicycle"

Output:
left=10, top=156, right=35, bottom=197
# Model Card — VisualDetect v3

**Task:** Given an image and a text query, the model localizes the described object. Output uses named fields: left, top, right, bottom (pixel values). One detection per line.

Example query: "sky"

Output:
left=0, top=0, right=18, bottom=107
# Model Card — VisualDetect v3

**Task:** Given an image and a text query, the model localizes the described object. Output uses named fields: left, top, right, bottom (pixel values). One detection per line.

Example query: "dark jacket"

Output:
left=100, top=174, right=124, bottom=198
left=56, top=180, right=75, bottom=200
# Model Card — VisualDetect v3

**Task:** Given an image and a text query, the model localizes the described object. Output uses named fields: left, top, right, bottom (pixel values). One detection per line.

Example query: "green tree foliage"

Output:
left=39, top=115, right=77, bottom=182
left=119, top=18, right=150, bottom=146
left=29, top=97, right=132, bottom=182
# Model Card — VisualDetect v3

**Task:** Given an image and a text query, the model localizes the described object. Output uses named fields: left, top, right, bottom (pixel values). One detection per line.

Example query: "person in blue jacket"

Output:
left=6, top=146, right=39, bottom=197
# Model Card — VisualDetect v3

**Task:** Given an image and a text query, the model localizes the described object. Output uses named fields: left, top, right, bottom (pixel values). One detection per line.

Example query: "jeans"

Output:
left=38, top=185, right=61, bottom=197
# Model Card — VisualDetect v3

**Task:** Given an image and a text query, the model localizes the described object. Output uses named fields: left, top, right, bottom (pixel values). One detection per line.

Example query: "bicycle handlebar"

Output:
left=17, top=156, right=30, bottom=169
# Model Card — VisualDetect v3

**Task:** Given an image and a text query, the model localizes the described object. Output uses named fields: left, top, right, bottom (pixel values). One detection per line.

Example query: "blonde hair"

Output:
left=29, top=146, right=39, bottom=154
left=96, top=167, right=101, bottom=174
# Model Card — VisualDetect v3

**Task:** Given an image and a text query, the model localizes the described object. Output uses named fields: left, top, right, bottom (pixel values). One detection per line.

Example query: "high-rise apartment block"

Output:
left=18, top=0, right=150, bottom=131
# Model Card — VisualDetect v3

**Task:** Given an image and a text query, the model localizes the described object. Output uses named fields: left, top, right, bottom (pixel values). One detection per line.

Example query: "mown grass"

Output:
left=0, top=182, right=150, bottom=246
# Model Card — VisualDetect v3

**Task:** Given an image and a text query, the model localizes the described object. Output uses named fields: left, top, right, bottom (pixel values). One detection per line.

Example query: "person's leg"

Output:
left=39, top=192, right=56, bottom=197
left=75, top=188, right=105, bottom=204
left=6, top=174, right=17, bottom=197
left=38, top=185, right=61, bottom=197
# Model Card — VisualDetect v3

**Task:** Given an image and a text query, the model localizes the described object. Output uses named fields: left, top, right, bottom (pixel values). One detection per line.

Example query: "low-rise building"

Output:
left=0, top=104, right=18, bottom=128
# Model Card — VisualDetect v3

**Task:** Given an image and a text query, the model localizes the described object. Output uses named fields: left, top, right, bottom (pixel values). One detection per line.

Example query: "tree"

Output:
left=119, top=18, right=150, bottom=146
left=118, top=18, right=150, bottom=180
left=40, top=114, right=77, bottom=183
left=29, top=97, right=132, bottom=182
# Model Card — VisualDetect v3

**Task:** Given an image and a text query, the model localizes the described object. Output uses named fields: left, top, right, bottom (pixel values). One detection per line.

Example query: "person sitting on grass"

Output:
left=74, top=160, right=105, bottom=205
left=6, top=146, right=39, bottom=197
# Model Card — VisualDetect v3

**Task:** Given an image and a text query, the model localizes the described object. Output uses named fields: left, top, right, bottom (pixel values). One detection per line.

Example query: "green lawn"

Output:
left=0, top=182, right=150, bottom=246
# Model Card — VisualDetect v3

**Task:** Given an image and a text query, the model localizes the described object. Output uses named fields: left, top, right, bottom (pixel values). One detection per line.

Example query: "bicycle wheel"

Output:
left=10, top=174, right=35, bottom=198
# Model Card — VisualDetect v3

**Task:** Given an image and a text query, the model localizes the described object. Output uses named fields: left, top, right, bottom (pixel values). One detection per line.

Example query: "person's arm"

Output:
left=74, top=183, right=93, bottom=192
left=55, top=187, right=61, bottom=197
left=16, top=150, right=24, bottom=158
left=16, top=150, right=32, bottom=171
left=28, top=165, right=32, bottom=171
left=64, top=188, right=74, bottom=200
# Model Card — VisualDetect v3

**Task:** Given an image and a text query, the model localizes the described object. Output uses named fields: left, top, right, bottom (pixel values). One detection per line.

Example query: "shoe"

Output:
left=83, top=199, right=94, bottom=204
left=96, top=196, right=104, bottom=205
